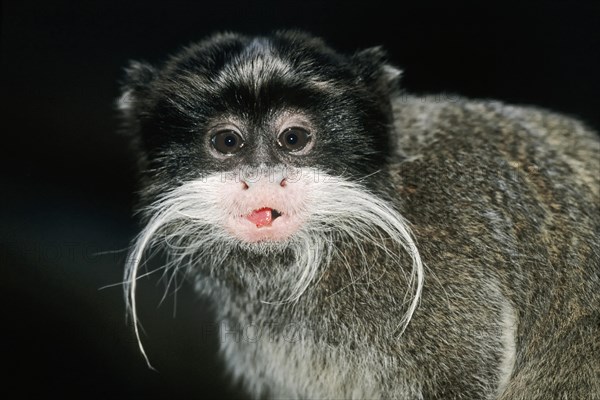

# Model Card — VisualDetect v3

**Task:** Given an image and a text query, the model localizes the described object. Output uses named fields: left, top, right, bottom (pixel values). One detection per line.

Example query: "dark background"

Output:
left=1, top=1, right=599, bottom=398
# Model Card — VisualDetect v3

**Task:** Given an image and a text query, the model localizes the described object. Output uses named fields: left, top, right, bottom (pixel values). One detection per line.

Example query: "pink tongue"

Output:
left=246, top=207, right=273, bottom=227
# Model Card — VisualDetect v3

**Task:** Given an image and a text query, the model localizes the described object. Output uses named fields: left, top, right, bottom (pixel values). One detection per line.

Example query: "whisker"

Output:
left=124, top=168, right=424, bottom=367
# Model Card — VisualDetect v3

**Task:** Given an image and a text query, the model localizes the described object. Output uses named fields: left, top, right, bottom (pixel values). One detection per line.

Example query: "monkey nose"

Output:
left=241, top=171, right=287, bottom=190
left=241, top=177, right=287, bottom=190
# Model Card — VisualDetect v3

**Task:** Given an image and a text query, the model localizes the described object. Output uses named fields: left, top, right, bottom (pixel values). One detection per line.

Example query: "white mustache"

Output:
left=124, top=167, right=424, bottom=369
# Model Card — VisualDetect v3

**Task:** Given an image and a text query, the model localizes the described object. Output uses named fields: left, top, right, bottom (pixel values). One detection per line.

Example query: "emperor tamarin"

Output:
left=119, top=31, right=600, bottom=399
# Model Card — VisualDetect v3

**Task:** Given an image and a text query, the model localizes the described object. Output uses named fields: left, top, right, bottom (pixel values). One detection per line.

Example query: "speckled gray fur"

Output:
left=121, top=31, right=600, bottom=399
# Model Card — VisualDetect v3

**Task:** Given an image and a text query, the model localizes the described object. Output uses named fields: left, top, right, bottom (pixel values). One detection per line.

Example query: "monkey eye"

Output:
left=277, top=127, right=311, bottom=152
left=211, top=130, right=244, bottom=155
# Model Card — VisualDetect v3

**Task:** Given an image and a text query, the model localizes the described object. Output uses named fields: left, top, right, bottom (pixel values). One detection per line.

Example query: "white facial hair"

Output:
left=125, top=167, right=424, bottom=368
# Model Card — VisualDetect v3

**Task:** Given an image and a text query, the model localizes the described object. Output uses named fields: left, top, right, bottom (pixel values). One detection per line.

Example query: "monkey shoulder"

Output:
left=391, top=94, right=597, bottom=156
left=390, top=94, right=599, bottom=199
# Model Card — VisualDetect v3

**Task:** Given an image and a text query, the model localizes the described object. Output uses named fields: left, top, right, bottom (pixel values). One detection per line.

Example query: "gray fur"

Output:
left=121, top=31, right=600, bottom=399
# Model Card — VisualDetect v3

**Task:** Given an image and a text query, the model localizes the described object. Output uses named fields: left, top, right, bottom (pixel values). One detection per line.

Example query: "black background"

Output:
left=1, top=1, right=599, bottom=398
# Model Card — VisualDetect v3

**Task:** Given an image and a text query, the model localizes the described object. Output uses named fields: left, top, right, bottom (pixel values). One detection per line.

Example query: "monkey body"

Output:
left=203, top=97, right=600, bottom=399
left=121, top=32, right=600, bottom=399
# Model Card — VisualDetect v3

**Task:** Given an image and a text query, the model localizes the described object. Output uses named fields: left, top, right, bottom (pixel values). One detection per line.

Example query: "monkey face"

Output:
left=121, top=33, right=423, bottom=359
left=119, top=31, right=403, bottom=244
left=119, top=31, right=404, bottom=243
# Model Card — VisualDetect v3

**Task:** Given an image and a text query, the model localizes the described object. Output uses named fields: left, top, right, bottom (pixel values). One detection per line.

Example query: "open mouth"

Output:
left=229, top=206, right=300, bottom=242
left=245, top=207, right=283, bottom=228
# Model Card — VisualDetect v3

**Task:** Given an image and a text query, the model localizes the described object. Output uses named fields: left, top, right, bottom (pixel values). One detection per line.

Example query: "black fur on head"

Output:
left=118, top=30, right=402, bottom=204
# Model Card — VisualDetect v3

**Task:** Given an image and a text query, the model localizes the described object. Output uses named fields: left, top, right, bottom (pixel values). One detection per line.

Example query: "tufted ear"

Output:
left=116, top=60, right=158, bottom=170
left=117, top=60, right=157, bottom=114
left=351, top=46, right=402, bottom=97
